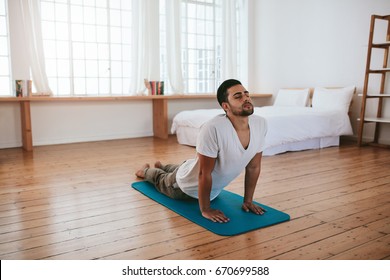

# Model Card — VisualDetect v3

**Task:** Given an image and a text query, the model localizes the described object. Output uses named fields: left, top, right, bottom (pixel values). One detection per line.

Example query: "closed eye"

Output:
left=233, top=91, right=250, bottom=99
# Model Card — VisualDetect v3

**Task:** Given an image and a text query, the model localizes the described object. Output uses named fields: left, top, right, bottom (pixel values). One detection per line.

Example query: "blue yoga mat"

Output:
left=132, top=181, right=290, bottom=236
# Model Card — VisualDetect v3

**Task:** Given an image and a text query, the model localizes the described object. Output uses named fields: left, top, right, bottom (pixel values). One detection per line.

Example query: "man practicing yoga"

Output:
left=135, top=79, right=268, bottom=223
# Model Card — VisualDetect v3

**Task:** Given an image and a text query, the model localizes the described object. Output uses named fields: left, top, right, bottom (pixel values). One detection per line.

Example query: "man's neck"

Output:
left=226, top=113, right=249, bottom=131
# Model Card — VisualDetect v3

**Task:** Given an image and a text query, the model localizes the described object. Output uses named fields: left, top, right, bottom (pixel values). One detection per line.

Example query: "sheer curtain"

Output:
left=130, top=0, right=248, bottom=95
left=163, top=0, right=247, bottom=94
left=221, top=0, right=237, bottom=81
left=130, top=0, right=160, bottom=95
left=165, top=0, right=184, bottom=94
left=19, top=0, right=51, bottom=94
left=237, top=0, right=249, bottom=86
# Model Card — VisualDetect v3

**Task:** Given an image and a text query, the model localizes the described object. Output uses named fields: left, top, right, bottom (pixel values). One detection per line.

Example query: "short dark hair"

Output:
left=217, top=79, right=242, bottom=106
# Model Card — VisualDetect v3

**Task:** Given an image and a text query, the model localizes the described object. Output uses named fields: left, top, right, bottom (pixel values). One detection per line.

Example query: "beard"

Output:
left=231, top=102, right=254, bottom=116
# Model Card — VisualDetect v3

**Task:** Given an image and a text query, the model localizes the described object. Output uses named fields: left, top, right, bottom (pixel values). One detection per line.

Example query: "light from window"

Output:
left=160, top=0, right=222, bottom=94
left=182, top=0, right=222, bottom=94
left=0, top=0, right=11, bottom=97
left=40, top=0, right=132, bottom=96
left=40, top=0, right=243, bottom=96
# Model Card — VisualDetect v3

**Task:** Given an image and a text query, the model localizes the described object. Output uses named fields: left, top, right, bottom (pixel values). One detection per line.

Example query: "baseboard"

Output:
left=33, top=131, right=154, bottom=147
left=0, top=131, right=154, bottom=149
left=0, top=141, right=23, bottom=149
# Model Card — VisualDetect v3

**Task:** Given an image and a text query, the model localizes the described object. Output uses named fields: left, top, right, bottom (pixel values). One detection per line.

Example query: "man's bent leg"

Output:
left=160, top=163, right=180, bottom=173
left=144, top=167, right=190, bottom=200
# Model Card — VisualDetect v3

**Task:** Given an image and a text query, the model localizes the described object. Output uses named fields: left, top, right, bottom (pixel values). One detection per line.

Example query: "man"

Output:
left=135, top=79, right=268, bottom=223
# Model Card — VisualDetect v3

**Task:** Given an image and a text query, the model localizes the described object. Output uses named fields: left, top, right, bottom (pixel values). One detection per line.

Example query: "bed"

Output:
left=171, top=87, right=355, bottom=156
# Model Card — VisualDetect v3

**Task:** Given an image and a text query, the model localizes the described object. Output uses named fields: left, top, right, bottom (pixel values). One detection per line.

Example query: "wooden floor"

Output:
left=0, top=136, right=389, bottom=260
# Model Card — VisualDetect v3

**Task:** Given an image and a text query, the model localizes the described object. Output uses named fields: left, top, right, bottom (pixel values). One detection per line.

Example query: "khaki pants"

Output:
left=144, top=163, right=192, bottom=200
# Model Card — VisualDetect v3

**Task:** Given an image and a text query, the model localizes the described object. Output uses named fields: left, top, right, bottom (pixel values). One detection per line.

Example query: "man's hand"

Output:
left=242, top=202, right=266, bottom=215
left=202, top=208, right=230, bottom=223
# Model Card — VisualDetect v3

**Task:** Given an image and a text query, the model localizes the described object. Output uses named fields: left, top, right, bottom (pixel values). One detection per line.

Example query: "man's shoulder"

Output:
left=250, top=115, right=268, bottom=136
left=250, top=114, right=267, bottom=124
left=204, top=114, right=229, bottom=127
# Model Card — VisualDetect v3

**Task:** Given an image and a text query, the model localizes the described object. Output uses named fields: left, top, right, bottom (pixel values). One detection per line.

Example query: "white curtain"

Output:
left=19, top=0, right=52, bottom=95
left=165, top=0, right=184, bottom=94
left=130, top=0, right=160, bottom=95
left=221, top=0, right=238, bottom=80
left=237, top=0, right=249, bottom=86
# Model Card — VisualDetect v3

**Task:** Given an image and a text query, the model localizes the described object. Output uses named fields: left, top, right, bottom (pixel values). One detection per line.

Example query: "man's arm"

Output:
left=198, top=153, right=230, bottom=223
left=242, top=152, right=266, bottom=215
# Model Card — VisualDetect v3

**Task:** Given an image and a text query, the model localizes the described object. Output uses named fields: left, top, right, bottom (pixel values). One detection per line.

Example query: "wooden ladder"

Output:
left=358, top=14, right=390, bottom=147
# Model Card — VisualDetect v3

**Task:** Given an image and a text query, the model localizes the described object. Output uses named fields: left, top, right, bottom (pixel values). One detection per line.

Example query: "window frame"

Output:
left=40, top=0, right=133, bottom=96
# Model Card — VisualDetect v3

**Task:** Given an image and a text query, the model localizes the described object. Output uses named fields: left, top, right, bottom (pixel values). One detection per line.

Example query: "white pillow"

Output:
left=273, top=88, right=310, bottom=107
left=312, top=86, right=355, bottom=113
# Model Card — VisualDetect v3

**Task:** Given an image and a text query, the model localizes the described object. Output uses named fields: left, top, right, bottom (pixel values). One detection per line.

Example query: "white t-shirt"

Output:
left=176, top=114, right=267, bottom=200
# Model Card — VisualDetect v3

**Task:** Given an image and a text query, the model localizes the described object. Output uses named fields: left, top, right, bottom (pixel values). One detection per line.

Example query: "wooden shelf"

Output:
left=372, top=42, right=390, bottom=48
left=369, top=68, right=390, bottom=73
left=358, top=117, right=390, bottom=123
left=0, top=93, right=272, bottom=102
left=373, top=14, right=390, bottom=20
left=358, top=14, right=390, bottom=147
left=358, top=93, right=390, bottom=98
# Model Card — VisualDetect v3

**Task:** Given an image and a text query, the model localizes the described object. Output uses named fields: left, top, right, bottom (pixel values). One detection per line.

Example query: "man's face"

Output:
left=223, top=84, right=254, bottom=116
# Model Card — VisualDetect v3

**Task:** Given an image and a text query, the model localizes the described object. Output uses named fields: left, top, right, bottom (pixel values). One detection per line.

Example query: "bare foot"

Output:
left=154, top=161, right=163, bottom=169
left=135, top=163, right=150, bottom=178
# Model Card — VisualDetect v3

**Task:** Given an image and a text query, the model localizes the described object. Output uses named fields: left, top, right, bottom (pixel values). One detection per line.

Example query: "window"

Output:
left=39, top=0, right=245, bottom=96
left=0, top=0, right=11, bottom=96
left=181, top=0, right=222, bottom=94
left=40, top=0, right=132, bottom=96
left=160, top=0, right=223, bottom=94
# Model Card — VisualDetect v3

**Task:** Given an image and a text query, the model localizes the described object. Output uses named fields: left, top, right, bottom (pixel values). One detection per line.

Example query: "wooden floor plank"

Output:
left=327, top=234, right=390, bottom=260
left=273, top=225, right=386, bottom=260
left=0, top=136, right=389, bottom=260
left=212, top=222, right=343, bottom=260
left=155, top=216, right=325, bottom=260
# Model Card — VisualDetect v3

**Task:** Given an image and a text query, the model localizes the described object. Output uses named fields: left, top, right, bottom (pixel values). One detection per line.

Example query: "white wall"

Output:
left=30, top=101, right=154, bottom=146
left=253, top=0, right=390, bottom=144
left=0, top=103, right=22, bottom=148
left=1, top=0, right=389, bottom=149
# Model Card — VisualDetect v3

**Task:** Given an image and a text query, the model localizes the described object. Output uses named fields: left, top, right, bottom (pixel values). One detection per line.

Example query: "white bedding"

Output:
left=171, top=106, right=353, bottom=156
